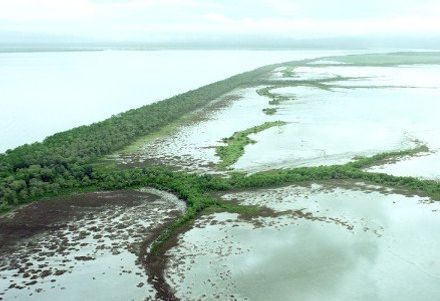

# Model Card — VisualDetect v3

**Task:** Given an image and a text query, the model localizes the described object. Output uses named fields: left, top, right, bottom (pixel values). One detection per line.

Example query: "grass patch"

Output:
left=262, top=108, right=277, bottom=115
left=257, top=86, right=290, bottom=105
left=216, top=121, right=287, bottom=170
left=348, top=145, right=430, bottom=169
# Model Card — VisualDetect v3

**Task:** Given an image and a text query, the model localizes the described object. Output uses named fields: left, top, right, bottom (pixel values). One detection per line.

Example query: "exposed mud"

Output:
left=113, top=92, right=243, bottom=173
left=0, top=191, right=153, bottom=248
left=0, top=189, right=185, bottom=301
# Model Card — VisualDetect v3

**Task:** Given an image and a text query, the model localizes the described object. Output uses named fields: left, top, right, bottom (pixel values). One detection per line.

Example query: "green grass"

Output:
left=216, top=121, right=287, bottom=170
left=348, top=145, right=430, bottom=169
left=262, top=108, right=277, bottom=115
left=257, top=86, right=290, bottom=105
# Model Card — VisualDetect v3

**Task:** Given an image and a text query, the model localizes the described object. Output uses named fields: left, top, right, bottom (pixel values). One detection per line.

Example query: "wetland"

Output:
left=1, top=51, right=440, bottom=300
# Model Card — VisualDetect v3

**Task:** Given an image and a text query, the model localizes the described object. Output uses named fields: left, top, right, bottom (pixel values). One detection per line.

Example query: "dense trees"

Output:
left=2, top=52, right=439, bottom=216
left=0, top=63, right=277, bottom=208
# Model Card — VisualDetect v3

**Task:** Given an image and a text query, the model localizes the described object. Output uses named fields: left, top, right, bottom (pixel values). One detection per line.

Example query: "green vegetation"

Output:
left=133, top=146, right=440, bottom=253
left=1, top=51, right=440, bottom=301
left=5, top=143, right=431, bottom=250
left=257, top=86, right=290, bottom=105
left=262, top=108, right=277, bottom=115
left=2, top=52, right=440, bottom=300
left=0, top=63, right=278, bottom=207
left=118, top=94, right=242, bottom=155
left=216, top=121, right=287, bottom=170
left=282, top=66, right=295, bottom=78
left=348, top=144, right=429, bottom=169
left=11, top=145, right=433, bottom=254
left=230, top=158, right=440, bottom=200
left=2, top=51, right=440, bottom=256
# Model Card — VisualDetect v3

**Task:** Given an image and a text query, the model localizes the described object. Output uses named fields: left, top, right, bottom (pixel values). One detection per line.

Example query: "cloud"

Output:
left=0, top=0, right=440, bottom=41
left=201, top=15, right=440, bottom=36
left=0, top=0, right=97, bottom=21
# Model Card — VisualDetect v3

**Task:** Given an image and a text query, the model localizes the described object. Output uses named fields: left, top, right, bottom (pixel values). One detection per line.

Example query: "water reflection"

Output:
left=166, top=184, right=440, bottom=300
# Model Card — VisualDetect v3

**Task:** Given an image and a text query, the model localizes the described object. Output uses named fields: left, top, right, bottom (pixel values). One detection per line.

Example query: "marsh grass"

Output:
left=216, top=121, right=287, bottom=169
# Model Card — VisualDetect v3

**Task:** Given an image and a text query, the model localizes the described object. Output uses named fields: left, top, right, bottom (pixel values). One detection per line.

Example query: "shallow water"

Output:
left=368, top=151, right=440, bottom=180
left=3, top=52, right=440, bottom=300
left=117, top=87, right=274, bottom=172
left=166, top=184, right=440, bottom=301
left=234, top=86, right=440, bottom=171
left=0, top=188, right=184, bottom=301
left=283, top=64, right=440, bottom=179
left=121, top=60, right=440, bottom=173
left=294, top=65, right=440, bottom=88
left=1, top=251, right=150, bottom=301
left=0, top=49, right=358, bottom=153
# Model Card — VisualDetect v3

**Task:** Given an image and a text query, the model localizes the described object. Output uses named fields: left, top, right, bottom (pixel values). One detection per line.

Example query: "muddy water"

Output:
left=0, top=188, right=185, bottom=301
left=165, top=184, right=440, bottom=301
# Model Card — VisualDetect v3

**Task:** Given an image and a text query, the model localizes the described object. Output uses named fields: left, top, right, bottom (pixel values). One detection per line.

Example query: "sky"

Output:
left=1, top=0, right=440, bottom=43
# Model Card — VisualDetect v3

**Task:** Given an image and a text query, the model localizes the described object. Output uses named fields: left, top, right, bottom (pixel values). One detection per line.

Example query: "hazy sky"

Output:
left=1, top=0, right=440, bottom=42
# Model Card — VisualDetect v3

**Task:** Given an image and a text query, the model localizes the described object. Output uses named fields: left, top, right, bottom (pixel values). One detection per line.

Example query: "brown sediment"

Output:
left=138, top=200, right=277, bottom=301
left=113, top=95, right=246, bottom=173
left=115, top=155, right=221, bottom=176
left=0, top=190, right=159, bottom=250
left=114, top=92, right=243, bottom=172
left=211, top=198, right=357, bottom=232
left=214, top=178, right=431, bottom=200
left=139, top=218, right=195, bottom=301
left=0, top=189, right=186, bottom=299
left=136, top=199, right=329, bottom=301
left=115, top=155, right=185, bottom=170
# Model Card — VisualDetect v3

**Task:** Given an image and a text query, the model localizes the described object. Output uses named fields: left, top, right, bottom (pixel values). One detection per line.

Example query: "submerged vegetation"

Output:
left=216, top=121, right=287, bottom=170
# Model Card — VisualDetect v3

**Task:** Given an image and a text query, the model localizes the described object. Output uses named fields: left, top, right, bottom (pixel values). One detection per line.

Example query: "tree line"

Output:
left=0, top=63, right=278, bottom=209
